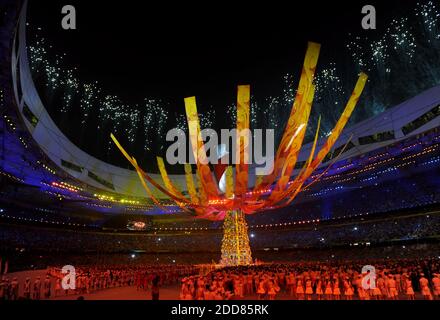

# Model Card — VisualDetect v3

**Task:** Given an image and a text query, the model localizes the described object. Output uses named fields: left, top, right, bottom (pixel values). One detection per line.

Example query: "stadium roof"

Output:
left=10, top=1, right=440, bottom=199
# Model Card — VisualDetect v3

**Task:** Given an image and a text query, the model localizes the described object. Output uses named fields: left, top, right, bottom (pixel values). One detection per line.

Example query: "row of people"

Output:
left=0, top=276, right=51, bottom=300
left=180, top=259, right=440, bottom=300
left=0, top=264, right=198, bottom=300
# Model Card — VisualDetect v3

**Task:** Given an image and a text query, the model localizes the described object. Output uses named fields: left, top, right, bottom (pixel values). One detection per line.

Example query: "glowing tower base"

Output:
left=220, top=210, right=253, bottom=266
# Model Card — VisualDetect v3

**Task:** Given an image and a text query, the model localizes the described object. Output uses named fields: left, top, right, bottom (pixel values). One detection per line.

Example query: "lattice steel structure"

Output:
left=220, top=210, right=253, bottom=266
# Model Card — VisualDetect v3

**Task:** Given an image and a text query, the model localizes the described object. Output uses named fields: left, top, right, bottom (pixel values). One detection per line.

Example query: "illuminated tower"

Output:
left=220, top=210, right=253, bottom=266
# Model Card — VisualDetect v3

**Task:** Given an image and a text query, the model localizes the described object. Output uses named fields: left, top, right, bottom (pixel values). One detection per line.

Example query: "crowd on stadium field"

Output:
left=180, top=260, right=440, bottom=300
left=0, top=264, right=198, bottom=300
left=2, top=258, right=440, bottom=300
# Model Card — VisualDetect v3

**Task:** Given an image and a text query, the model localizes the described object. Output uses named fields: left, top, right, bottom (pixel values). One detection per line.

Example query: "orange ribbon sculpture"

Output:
left=111, top=42, right=367, bottom=221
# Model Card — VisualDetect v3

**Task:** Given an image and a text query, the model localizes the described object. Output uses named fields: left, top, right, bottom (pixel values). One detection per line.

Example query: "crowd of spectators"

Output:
left=247, top=178, right=440, bottom=225
left=1, top=212, right=439, bottom=257
left=255, top=213, right=440, bottom=248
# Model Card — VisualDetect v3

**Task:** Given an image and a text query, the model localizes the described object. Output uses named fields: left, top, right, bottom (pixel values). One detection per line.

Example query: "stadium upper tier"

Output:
left=0, top=1, right=440, bottom=223
left=1, top=209, right=440, bottom=254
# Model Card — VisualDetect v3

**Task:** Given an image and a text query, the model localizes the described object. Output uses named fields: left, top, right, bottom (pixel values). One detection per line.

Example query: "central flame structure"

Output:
left=221, top=210, right=253, bottom=266
left=111, top=42, right=367, bottom=266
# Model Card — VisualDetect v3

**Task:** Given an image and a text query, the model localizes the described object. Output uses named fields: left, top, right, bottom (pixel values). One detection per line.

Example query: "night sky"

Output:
left=24, top=0, right=424, bottom=171
left=27, top=0, right=403, bottom=105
